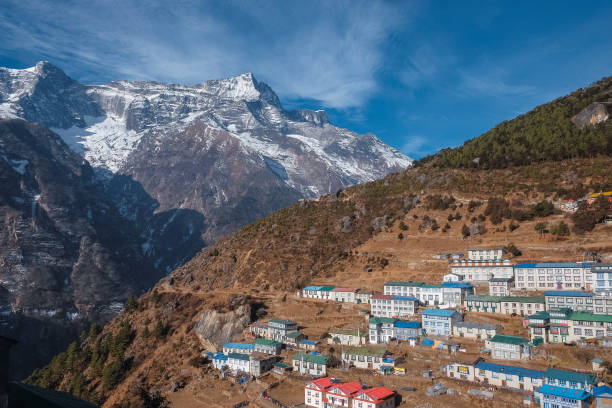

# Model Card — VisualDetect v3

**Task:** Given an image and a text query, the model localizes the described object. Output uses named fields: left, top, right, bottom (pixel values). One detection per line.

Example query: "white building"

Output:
left=327, top=328, right=367, bottom=346
left=450, top=260, right=514, bottom=282
left=513, top=262, right=593, bottom=291
left=226, top=352, right=250, bottom=374
left=370, top=294, right=418, bottom=318
left=304, top=378, right=395, bottom=408
left=486, top=334, right=531, bottom=360
left=292, top=352, right=328, bottom=376
left=444, top=360, right=544, bottom=392
left=384, top=281, right=473, bottom=307
left=453, top=322, right=499, bottom=340
left=330, top=287, right=357, bottom=303
left=369, top=317, right=396, bottom=344
left=222, top=342, right=254, bottom=355
left=468, top=247, right=504, bottom=261
left=341, top=346, right=390, bottom=370
left=593, top=263, right=612, bottom=297
left=489, top=277, right=514, bottom=296
left=421, top=308, right=462, bottom=336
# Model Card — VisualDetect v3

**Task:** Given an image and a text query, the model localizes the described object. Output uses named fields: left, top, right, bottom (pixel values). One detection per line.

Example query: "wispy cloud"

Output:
left=0, top=0, right=410, bottom=109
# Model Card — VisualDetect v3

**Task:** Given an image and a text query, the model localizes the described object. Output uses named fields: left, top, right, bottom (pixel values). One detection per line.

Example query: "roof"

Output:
left=544, top=291, right=593, bottom=297
left=499, top=296, right=545, bottom=304
left=525, top=311, right=550, bottom=320
left=223, top=342, right=255, bottom=350
left=213, top=352, right=228, bottom=361
left=292, top=352, right=328, bottom=365
left=8, top=382, right=98, bottom=408
left=319, top=286, right=335, bottom=291
left=371, top=294, right=394, bottom=300
left=489, top=334, right=529, bottom=345
left=514, top=262, right=591, bottom=269
left=254, top=338, right=280, bottom=347
left=465, top=294, right=502, bottom=302
left=489, top=277, right=513, bottom=282
left=303, top=285, right=323, bottom=291
left=569, top=312, right=612, bottom=323
left=359, top=386, right=395, bottom=402
left=227, top=352, right=250, bottom=361
left=394, top=321, right=422, bottom=328
left=441, top=282, right=474, bottom=288
left=594, top=385, right=612, bottom=398
left=544, top=368, right=596, bottom=385
left=285, top=331, right=303, bottom=339
left=335, top=381, right=365, bottom=395
left=329, top=328, right=367, bottom=337
left=331, top=287, right=356, bottom=292
left=475, top=361, right=543, bottom=379
left=344, top=346, right=386, bottom=357
left=537, top=384, right=591, bottom=400
left=392, top=295, right=419, bottom=301
left=274, top=362, right=291, bottom=369
left=455, top=321, right=499, bottom=330
left=269, top=318, right=297, bottom=325
left=422, top=308, right=458, bottom=317
left=308, top=377, right=334, bottom=389
left=300, top=340, right=317, bottom=345
left=592, top=263, right=612, bottom=272
left=370, top=317, right=396, bottom=325
left=592, top=358, right=604, bottom=363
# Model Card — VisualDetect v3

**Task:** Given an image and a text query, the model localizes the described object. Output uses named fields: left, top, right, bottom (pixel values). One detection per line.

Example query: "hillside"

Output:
left=420, top=75, right=612, bottom=168
left=25, top=156, right=612, bottom=407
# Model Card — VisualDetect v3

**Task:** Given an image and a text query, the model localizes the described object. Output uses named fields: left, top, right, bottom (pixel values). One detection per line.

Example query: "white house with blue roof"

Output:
left=545, top=291, right=595, bottom=312
left=222, top=342, right=255, bottom=355
left=536, top=384, right=592, bottom=408
left=421, top=308, right=462, bottom=336
left=394, top=320, right=422, bottom=340
left=384, top=281, right=473, bottom=308
left=593, top=385, right=612, bottom=408
left=593, top=263, right=612, bottom=297
left=212, top=352, right=228, bottom=370
left=543, top=368, right=596, bottom=392
left=514, top=262, right=593, bottom=291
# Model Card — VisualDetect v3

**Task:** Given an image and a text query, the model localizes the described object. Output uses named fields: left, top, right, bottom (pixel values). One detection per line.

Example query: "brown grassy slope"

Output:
left=28, top=156, right=612, bottom=407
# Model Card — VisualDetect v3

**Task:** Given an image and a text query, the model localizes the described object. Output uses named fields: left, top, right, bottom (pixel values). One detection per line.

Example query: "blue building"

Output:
left=421, top=308, right=462, bottom=336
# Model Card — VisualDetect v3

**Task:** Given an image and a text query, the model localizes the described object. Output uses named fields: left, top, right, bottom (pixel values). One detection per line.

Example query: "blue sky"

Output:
left=1, top=1, right=612, bottom=158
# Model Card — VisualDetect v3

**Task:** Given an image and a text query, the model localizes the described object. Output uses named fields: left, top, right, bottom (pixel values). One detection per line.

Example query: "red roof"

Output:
left=361, top=386, right=395, bottom=403
left=335, top=382, right=365, bottom=395
left=308, top=377, right=334, bottom=390
left=371, top=294, right=393, bottom=300
left=332, top=287, right=357, bottom=292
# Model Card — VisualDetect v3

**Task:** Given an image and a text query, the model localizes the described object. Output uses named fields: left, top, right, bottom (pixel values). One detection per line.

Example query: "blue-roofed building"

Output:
left=450, top=259, right=514, bottom=282
left=421, top=308, right=462, bottom=336
left=444, top=359, right=544, bottom=392
left=222, top=342, right=255, bottom=355
left=370, top=294, right=419, bottom=318
left=543, top=368, right=597, bottom=392
left=394, top=320, right=422, bottom=340
left=536, top=384, right=592, bottom=408
left=384, top=281, right=472, bottom=308
left=513, top=262, right=592, bottom=292
left=302, top=286, right=323, bottom=298
left=593, top=385, right=612, bottom=408
left=226, top=352, right=251, bottom=374
left=212, top=352, right=228, bottom=370
left=299, top=339, right=318, bottom=350
left=453, top=321, right=499, bottom=340
left=593, top=263, right=612, bottom=298
left=545, top=291, right=596, bottom=313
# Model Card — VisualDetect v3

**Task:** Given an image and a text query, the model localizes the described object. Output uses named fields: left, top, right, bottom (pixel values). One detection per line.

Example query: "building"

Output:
left=254, top=338, right=281, bottom=355
left=353, top=387, right=396, bottom=408
left=526, top=309, right=612, bottom=344
left=299, top=340, right=318, bottom=350
left=513, top=263, right=593, bottom=291
left=304, top=377, right=334, bottom=408
left=284, top=331, right=305, bottom=347
left=302, top=286, right=335, bottom=300
left=468, top=247, right=505, bottom=261
left=370, top=294, right=418, bottom=318
left=568, top=312, right=612, bottom=342
left=341, top=346, right=390, bottom=370
left=304, top=378, right=395, bottom=408
left=330, top=287, right=357, bottom=303
left=268, top=318, right=298, bottom=341
left=489, top=277, right=514, bottom=296
left=421, top=308, right=462, bottom=336
left=536, top=384, right=592, bottom=408
left=499, top=296, right=545, bottom=316
left=453, top=322, right=499, bottom=340
left=249, top=321, right=269, bottom=337
left=226, top=352, right=250, bottom=374
left=327, top=328, right=367, bottom=346
left=355, top=290, right=375, bottom=304
left=464, top=295, right=502, bottom=313
left=249, top=352, right=277, bottom=377
left=593, top=263, right=612, bottom=297
left=441, top=282, right=475, bottom=307
left=593, top=385, right=612, bottom=408
left=212, top=352, right=228, bottom=370
left=369, top=317, right=396, bottom=344
left=292, top=352, right=328, bottom=376
left=394, top=321, right=422, bottom=340
left=322, top=382, right=365, bottom=407
left=487, top=334, right=531, bottom=360
left=543, top=368, right=596, bottom=392
left=545, top=291, right=595, bottom=312
left=222, top=342, right=254, bottom=355
left=443, top=273, right=464, bottom=282
left=384, top=281, right=473, bottom=307
left=450, top=259, right=514, bottom=282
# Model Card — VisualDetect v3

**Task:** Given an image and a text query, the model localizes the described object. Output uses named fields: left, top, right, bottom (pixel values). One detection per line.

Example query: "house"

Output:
left=369, top=317, right=396, bottom=344
left=468, top=247, right=505, bottom=261
left=593, top=385, right=612, bottom=408
left=569, top=312, right=612, bottom=342
left=592, top=358, right=605, bottom=372
left=525, top=311, right=554, bottom=344
left=327, top=328, right=367, bottom=346
left=486, top=334, right=531, bottom=360
left=463, top=294, right=502, bottom=313
left=301, top=286, right=335, bottom=300
left=355, top=290, right=375, bottom=304
left=450, top=259, right=514, bottom=282
left=499, top=296, right=545, bottom=316
left=370, top=294, right=418, bottom=318
left=453, top=322, right=499, bottom=340
left=299, top=339, right=318, bottom=350
left=268, top=318, right=298, bottom=341
left=441, top=282, right=475, bottom=307
left=249, top=351, right=277, bottom=377
left=254, top=338, right=281, bottom=355
left=304, top=377, right=334, bottom=408
left=353, top=387, right=396, bottom=408
left=536, top=384, right=592, bottom=408
left=421, top=308, right=462, bottom=336
left=341, top=346, right=390, bottom=370
left=444, top=361, right=477, bottom=382
left=545, top=291, right=595, bottom=312
left=222, top=342, right=254, bottom=355
left=543, top=368, right=596, bottom=392
left=474, top=360, right=543, bottom=391
left=284, top=331, right=305, bottom=347
left=489, top=277, right=514, bottom=296
left=212, top=352, right=228, bottom=370
left=324, top=382, right=365, bottom=407
left=249, top=321, right=269, bottom=337
left=525, top=309, right=612, bottom=344
left=384, top=281, right=473, bottom=307
left=272, top=362, right=291, bottom=375
left=292, top=352, right=328, bottom=376
left=226, top=352, right=250, bottom=374
left=394, top=320, right=422, bottom=340
left=513, top=263, right=593, bottom=291
left=330, top=287, right=357, bottom=303
left=443, top=273, right=464, bottom=282
left=593, top=263, right=612, bottom=297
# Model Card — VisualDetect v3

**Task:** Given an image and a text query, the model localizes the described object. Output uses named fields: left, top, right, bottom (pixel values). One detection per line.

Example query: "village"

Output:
left=199, top=244, right=612, bottom=408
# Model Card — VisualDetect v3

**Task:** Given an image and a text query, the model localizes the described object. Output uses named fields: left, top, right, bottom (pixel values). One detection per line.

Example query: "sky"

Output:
left=1, top=0, right=612, bottom=159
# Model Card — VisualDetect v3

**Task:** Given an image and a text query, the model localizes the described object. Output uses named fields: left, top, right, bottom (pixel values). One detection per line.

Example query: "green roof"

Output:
left=490, top=334, right=529, bottom=345
left=292, top=352, right=328, bottom=365
left=465, top=294, right=502, bottom=303
left=526, top=311, right=550, bottom=320
left=255, top=338, right=280, bottom=346
left=569, top=312, right=612, bottom=323
left=329, top=328, right=367, bottom=337
left=370, top=317, right=395, bottom=325
left=343, top=346, right=386, bottom=357
left=545, top=368, right=596, bottom=385
left=500, top=296, right=545, bottom=304
left=274, top=362, right=291, bottom=368
left=269, top=318, right=297, bottom=325
left=320, top=286, right=335, bottom=291
left=286, top=331, right=303, bottom=339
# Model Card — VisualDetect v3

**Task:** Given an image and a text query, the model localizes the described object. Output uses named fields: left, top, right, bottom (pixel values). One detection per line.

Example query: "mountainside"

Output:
left=421, top=75, right=612, bottom=168
left=0, top=62, right=412, bottom=245
left=25, top=154, right=611, bottom=407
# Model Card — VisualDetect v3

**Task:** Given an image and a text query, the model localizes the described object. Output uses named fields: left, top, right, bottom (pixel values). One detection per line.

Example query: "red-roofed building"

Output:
left=330, top=288, right=357, bottom=303
left=305, top=377, right=334, bottom=407
left=325, top=382, right=366, bottom=406
left=354, top=386, right=396, bottom=407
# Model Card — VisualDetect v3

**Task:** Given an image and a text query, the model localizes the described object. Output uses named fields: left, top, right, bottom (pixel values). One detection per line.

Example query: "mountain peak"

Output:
left=200, top=72, right=281, bottom=107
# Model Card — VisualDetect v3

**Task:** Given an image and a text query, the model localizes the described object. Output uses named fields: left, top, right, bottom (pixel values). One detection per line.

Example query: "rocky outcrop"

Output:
left=193, top=298, right=253, bottom=351
left=572, top=102, right=611, bottom=128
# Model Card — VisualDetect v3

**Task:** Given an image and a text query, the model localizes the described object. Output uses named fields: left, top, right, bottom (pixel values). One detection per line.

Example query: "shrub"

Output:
left=152, top=321, right=169, bottom=339
left=509, top=222, right=520, bottom=232
left=151, top=289, right=162, bottom=304
left=467, top=200, right=482, bottom=212
left=397, top=233, right=404, bottom=240
left=399, top=221, right=408, bottom=231
left=425, top=195, right=456, bottom=210
left=534, top=222, right=548, bottom=235
left=484, top=197, right=511, bottom=225
left=124, top=296, right=138, bottom=313
left=550, top=221, right=570, bottom=236
left=461, top=224, right=470, bottom=238
left=531, top=200, right=555, bottom=217
left=102, top=359, right=126, bottom=391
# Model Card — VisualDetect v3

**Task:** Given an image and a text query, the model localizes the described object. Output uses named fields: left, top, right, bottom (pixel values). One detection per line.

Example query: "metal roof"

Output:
left=489, top=334, right=529, bottom=345
left=537, top=384, right=591, bottom=400
left=544, top=368, right=596, bottom=384
left=422, top=308, right=458, bottom=317
left=544, top=291, right=593, bottom=297
left=227, top=352, right=250, bottom=361
left=222, top=342, right=255, bottom=350
left=292, top=352, right=328, bottom=364
left=475, top=361, right=543, bottom=379
left=570, top=312, right=612, bottom=323
left=394, top=321, right=421, bottom=328
left=303, top=285, right=323, bottom=290
left=514, top=262, right=591, bottom=268
left=370, top=317, right=396, bottom=325
left=499, top=296, right=545, bottom=303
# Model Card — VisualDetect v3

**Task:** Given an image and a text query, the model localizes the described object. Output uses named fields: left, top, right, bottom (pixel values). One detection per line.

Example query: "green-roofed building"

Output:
left=267, top=318, right=298, bottom=342
left=464, top=294, right=502, bottom=313
left=487, top=334, right=531, bottom=360
left=341, top=346, right=391, bottom=370
left=291, top=352, right=328, bottom=376
left=254, top=338, right=282, bottom=355
left=544, top=368, right=597, bottom=392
